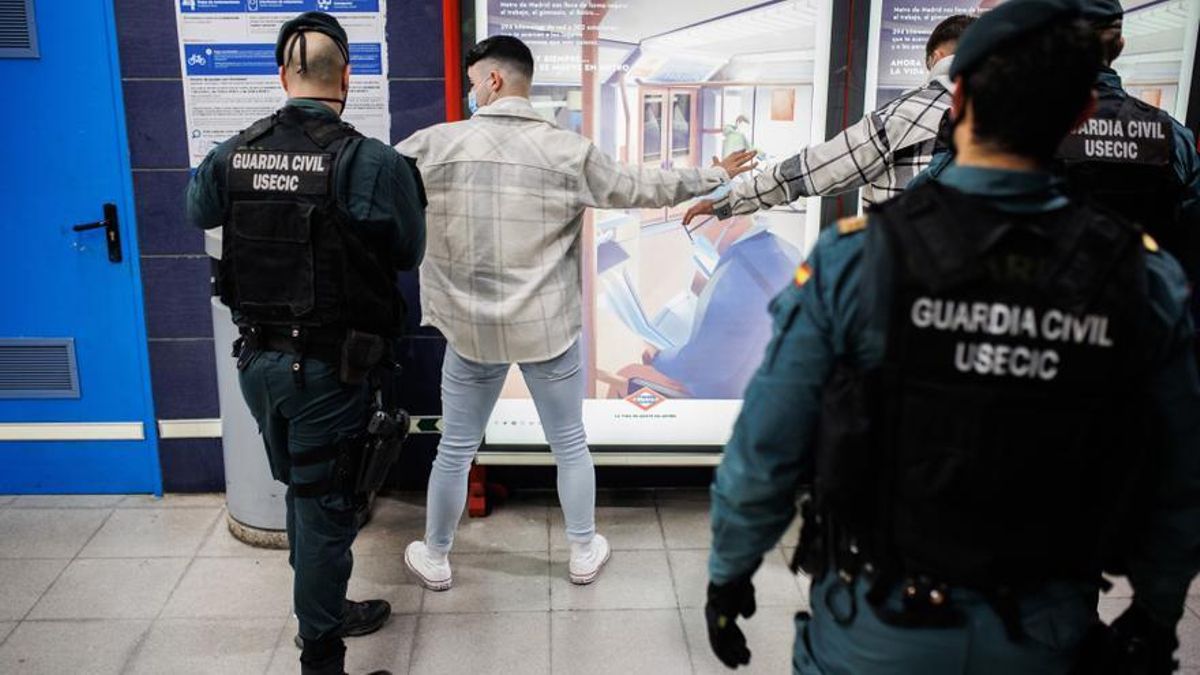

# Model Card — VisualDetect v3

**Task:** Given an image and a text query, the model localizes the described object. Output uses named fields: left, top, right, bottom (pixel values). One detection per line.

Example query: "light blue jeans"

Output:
left=425, top=340, right=596, bottom=553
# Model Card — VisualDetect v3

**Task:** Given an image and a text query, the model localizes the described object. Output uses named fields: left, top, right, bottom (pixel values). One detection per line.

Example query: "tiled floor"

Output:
left=0, top=491, right=1195, bottom=674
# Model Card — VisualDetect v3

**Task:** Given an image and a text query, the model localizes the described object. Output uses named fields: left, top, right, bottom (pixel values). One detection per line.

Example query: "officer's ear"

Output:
left=342, top=63, right=351, bottom=94
left=279, top=66, right=291, bottom=96
left=1070, top=91, right=1099, bottom=133
left=950, top=78, right=965, bottom=122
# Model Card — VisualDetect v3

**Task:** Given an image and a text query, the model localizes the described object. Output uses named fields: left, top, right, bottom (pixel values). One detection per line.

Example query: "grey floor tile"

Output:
left=29, top=557, right=189, bottom=620
left=669, top=548, right=806, bottom=609
left=80, top=507, right=222, bottom=558
left=9, top=495, right=125, bottom=508
left=1097, top=597, right=1130, bottom=623
left=0, top=508, right=110, bottom=558
left=780, top=515, right=803, bottom=550
left=268, top=613, right=419, bottom=675
left=127, top=617, right=286, bottom=675
left=453, top=503, right=550, bottom=554
left=550, top=549, right=677, bottom=611
left=0, top=558, right=69, bottom=620
left=353, top=497, right=426, bottom=556
left=683, top=606, right=800, bottom=675
left=197, top=514, right=289, bottom=558
left=1181, top=607, right=1200, bottom=667
left=551, top=505, right=664, bottom=551
left=658, top=497, right=712, bottom=550
left=162, top=557, right=292, bottom=619
left=0, top=622, right=13, bottom=645
left=423, top=552, right=550, bottom=614
left=267, top=612, right=422, bottom=672
left=348, top=554, right=424, bottom=615
left=119, top=493, right=227, bottom=509
left=411, top=611, right=549, bottom=675
left=551, top=609, right=691, bottom=675
left=0, top=619, right=150, bottom=675
left=0, top=496, right=15, bottom=507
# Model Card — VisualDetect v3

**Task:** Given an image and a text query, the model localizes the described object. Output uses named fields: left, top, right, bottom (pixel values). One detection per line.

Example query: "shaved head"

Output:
left=283, top=30, right=346, bottom=87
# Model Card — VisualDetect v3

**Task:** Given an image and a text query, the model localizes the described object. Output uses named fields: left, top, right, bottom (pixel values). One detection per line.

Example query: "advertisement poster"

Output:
left=476, top=0, right=832, bottom=446
left=175, top=0, right=389, bottom=169
left=867, top=0, right=1196, bottom=114
left=868, top=0, right=995, bottom=109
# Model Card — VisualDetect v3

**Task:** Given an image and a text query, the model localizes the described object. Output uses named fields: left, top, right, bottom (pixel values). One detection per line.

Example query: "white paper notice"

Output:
left=176, top=0, right=389, bottom=168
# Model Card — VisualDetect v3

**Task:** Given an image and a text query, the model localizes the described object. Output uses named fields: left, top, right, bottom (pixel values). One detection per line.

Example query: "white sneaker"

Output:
left=404, top=541, right=452, bottom=591
left=568, top=533, right=611, bottom=585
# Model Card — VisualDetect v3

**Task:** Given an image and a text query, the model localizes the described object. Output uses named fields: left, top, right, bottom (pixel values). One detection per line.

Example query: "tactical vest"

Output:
left=218, top=106, right=404, bottom=337
left=1056, top=92, right=1184, bottom=263
left=815, top=183, right=1148, bottom=596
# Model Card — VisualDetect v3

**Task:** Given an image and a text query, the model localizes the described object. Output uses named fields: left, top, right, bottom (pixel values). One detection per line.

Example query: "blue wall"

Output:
left=113, top=1, right=449, bottom=491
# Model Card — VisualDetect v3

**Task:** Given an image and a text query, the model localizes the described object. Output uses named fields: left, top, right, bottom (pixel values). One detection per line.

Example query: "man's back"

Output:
left=398, top=96, right=728, bottom=363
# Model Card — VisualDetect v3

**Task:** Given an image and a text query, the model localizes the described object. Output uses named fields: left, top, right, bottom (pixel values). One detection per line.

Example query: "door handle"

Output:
left=73, top=203, right=122, bottom=263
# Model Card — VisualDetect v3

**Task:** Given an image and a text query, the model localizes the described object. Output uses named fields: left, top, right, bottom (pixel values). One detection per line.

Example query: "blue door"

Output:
left=0, top=0, right=161, bottom=493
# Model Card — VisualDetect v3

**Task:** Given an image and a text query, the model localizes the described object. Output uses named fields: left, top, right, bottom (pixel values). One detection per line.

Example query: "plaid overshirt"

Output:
left=713, top=57, right=954, bottom=218
left=397, top=97, right=729, bottom=364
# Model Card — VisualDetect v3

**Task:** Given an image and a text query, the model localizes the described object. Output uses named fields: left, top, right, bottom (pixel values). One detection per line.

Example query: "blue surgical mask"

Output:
left=467, top=77, right=493, bottom=116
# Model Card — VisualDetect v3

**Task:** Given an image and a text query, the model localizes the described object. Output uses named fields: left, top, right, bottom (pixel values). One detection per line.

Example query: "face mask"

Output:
left=467, top=76, right=494, bottom=116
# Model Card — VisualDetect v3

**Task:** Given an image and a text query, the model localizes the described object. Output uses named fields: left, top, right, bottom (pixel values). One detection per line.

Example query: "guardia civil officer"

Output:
left=1056, top=0, right=1200, bottom=320
left=186, top=12, right=425, bottom=675
left=704, top=2, right=1200, bottom=673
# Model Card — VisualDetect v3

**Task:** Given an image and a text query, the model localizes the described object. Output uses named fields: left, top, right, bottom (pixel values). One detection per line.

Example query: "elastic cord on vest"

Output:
left=284, top=31, right=350, bottom=114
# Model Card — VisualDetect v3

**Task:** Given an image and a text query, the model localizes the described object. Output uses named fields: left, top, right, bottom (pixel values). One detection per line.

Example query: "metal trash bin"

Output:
left=206, top=228, right=288, bottom=548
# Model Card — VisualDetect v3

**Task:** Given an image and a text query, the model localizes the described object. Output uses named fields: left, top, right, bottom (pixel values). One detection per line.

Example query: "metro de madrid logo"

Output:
left=625, top=387, right=666, bottom=412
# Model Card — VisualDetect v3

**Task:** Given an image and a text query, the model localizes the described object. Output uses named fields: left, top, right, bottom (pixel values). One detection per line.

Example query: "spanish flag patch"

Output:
left=794, top=262, right=813, bottom=287
left=836, top=216, right=868, bottom=236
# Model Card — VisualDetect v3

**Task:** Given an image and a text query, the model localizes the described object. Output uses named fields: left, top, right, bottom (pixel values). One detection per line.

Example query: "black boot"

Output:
left=296, top=599, right=392, bottom=649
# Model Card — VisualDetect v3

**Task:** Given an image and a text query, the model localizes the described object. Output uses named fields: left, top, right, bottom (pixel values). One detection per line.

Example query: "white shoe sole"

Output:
left=404, top=546, right=452, bottom=592
left=569, top=546, right=611, bottom=585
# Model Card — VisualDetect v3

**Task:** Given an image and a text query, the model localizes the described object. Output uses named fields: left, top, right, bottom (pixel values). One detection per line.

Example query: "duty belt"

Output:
left=235, top=325, right=343, bottom=387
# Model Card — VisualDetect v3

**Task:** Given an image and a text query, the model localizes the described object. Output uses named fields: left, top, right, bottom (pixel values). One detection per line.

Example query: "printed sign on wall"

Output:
left=176, top=0, right=389, bottom=168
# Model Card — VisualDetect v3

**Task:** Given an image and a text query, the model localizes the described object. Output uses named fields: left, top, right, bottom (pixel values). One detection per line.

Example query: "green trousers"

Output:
left=238, top=350, right=369, bottom=643
left=794, top=575, right=1098, bottom=674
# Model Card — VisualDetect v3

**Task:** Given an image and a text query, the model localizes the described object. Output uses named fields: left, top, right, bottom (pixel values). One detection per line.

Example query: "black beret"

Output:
left=275, top=11, right=349, bottom=67
left=1081, top=0, right=1124, bottom=21
left=950, top=0, right=1086, bottom=80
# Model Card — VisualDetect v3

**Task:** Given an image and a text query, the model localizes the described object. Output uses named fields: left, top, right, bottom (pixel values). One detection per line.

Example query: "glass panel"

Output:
left=643, top=95, right=664, bottom=163
left=670, top=93, right=692, bottom=158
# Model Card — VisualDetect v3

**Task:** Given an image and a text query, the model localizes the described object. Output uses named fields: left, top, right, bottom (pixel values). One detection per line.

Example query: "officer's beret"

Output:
left=275, top=11, right=350, bottom=68
left=1081, top=0, right=1124, bottom=22
left=950, top=0, right=1086, bottom=80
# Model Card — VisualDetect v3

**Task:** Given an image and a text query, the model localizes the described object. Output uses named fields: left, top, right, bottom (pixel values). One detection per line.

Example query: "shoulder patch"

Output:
left=1143, top=233, right=1160, bottom=253
left=836, top=216, right=868, bottom=236
left=794, top=262, right=813, bottom=287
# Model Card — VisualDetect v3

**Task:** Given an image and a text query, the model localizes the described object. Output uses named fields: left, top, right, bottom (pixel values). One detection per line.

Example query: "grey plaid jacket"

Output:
left=397, top=97, right=729, bottom=364
left=713, top=57, right=954, bottom=218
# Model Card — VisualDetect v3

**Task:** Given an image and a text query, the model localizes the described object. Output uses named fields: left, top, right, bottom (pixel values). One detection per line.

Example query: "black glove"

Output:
left=705, top=571, right=758, bottom=669
left=1109, top=603, right=1180, bottom=675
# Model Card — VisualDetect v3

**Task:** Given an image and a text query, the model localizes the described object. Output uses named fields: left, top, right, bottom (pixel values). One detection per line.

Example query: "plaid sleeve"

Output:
left=713, top=112, right=891, bottom=219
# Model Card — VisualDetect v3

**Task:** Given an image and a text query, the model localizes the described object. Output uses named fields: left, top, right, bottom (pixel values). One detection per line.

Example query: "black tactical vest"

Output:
left=1056, top=92, right=1185, bottom=266
left=816, top=183, right=1148, bottom=592
left=218, top=106, right=404, bottom=336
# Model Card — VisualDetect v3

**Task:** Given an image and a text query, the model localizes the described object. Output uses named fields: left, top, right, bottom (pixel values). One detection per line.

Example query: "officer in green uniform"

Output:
left=918, top=0, right=1200, bottom=286
left=186, top=12, right=425, bottom=675
left=705, top=2, right=1200, bottom=673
